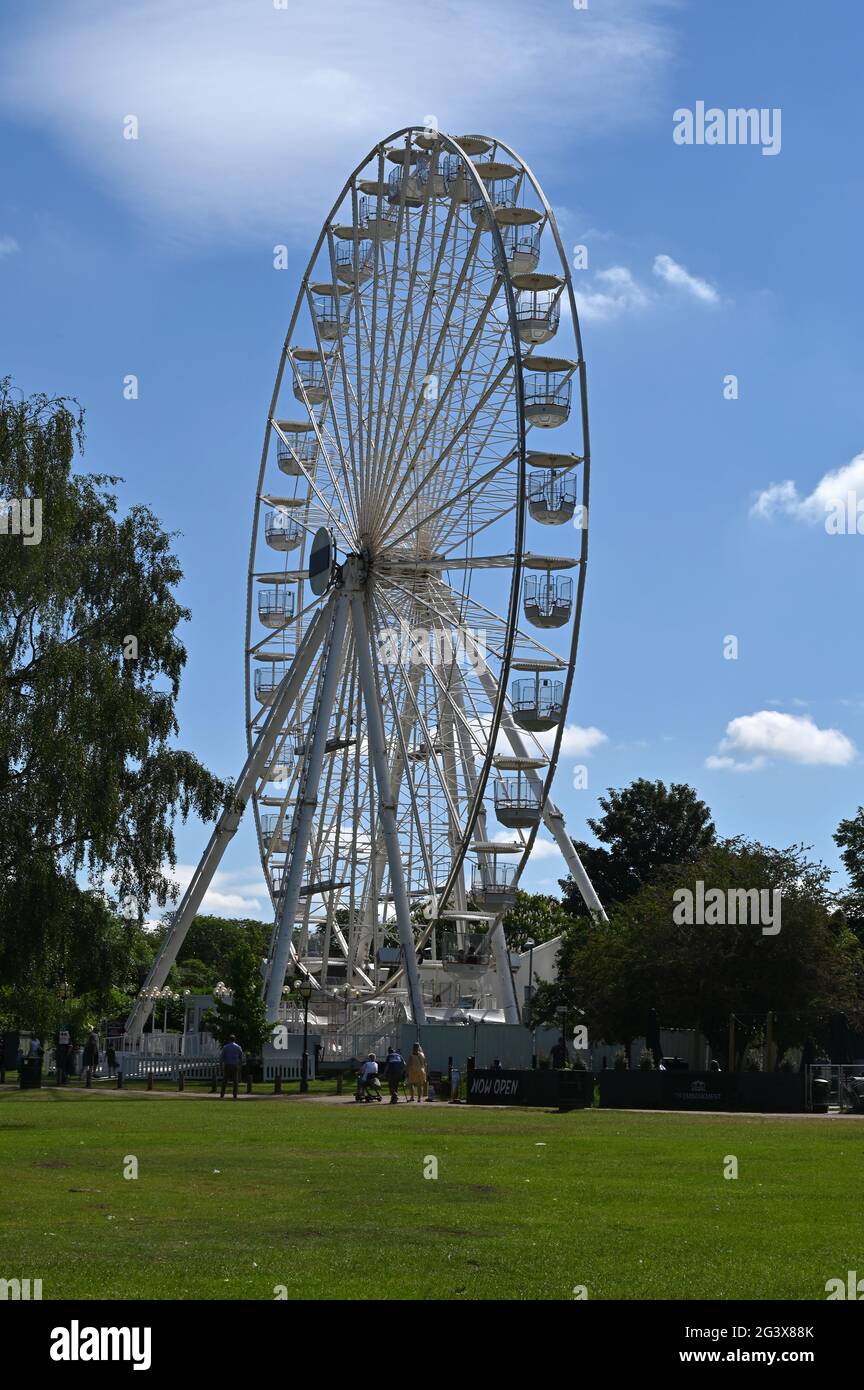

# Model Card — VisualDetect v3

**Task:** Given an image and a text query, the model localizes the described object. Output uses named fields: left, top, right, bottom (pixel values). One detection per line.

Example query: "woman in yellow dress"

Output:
left=406, top=1042, right=427, bottom=1102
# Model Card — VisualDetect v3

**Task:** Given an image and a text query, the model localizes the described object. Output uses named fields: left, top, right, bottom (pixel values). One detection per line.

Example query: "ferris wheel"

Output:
left=126, top=126, right=605, bottom=1042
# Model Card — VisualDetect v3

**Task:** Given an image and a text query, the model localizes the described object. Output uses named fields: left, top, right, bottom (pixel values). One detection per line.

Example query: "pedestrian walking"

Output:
left=406, top=1042, right=427, bottom=1102
left=220, top=1035, right=244, bottom=1099
left=384, top=1045, right=406, bottom=1104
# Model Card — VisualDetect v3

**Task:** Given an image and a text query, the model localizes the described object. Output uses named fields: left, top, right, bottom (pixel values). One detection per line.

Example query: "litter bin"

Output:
left=811, top=1076, right=830, bottom=1113
left=19, top=1057, right=42, bottom=1090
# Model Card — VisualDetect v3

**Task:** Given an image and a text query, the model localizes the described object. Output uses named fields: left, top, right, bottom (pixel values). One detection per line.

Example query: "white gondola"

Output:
left=499, top=225, right=540, bottom=275
left=523, top=356, right=575, bottom=428
left=515, top=288, right=560, bottom=345
left=276, top=440, right=315, bottom=475
left=471, top=859, right=518, bottom=911
left=257, top=584, right=295, bottom=629
left=358, top=191, right=398, bottom=240
left=387, top=165, right=425, bottom=207
left=470, top=175, right=518, bottom=226
left=511, top=672, right=564, bottom=732
left=292, top=357, right=329, bottom=405
left=494, top=773, right=543, bottom=829
left=264, top=510, right=303, bottom=552
left=415, top=152, right=447, bottom=197
left=442, top=153, right=473, bottom=203
left=438, top=927, right=491, bottom=970
left=335, top=239, right=374, bottom=286
left=311, top=283, right=351, bottom=341
left=255, top=661, right=291, bottom=705
left=523, top=573, right=573, bottom=629
left=260, top=811, right=291, bottom=847
left=527, top=472, right=577, bottom=524
left=262, top=754, right=293, bottom=783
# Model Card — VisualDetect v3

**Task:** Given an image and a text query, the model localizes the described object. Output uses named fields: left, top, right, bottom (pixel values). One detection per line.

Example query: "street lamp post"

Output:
left=298, top=980, right=313, bottom=1093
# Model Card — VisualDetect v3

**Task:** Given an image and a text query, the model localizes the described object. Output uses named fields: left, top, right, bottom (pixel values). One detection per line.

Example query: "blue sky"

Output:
left=2, top=0, right=862, bottom=915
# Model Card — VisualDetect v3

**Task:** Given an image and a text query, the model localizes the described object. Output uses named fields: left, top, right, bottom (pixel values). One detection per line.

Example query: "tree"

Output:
left=500, top=890, right=577, bottom=952
left=536, top=839, right=864, bottom=1066
left=201, top=942, right=272, bottom=1056
left=0, top=381, right=232, bottom=1013
left=561, top=778, right=716, bottom=917
left=169, top=915, right=271, bottom=992
left=834, top=807, right=864, bottom=942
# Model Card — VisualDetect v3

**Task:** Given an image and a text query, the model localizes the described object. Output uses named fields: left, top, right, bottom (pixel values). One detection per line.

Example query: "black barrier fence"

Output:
left=598, top=1070, right=807, bottom=1113
left=467, top=1067, right=808, bottom=1113
left=467, top=1068, right=592, bottom=1108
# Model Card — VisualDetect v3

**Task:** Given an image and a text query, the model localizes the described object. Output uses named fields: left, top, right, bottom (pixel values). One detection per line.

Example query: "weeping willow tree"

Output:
left=0, top=379, right=232, bottom=1027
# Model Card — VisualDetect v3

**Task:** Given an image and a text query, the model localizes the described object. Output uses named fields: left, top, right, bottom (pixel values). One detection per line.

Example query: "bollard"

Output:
left=336, top=1072, right=343, bottom=1096
left=274, top=1075, right=282, bottom=1094
left=147, top=1071, right=154, bottom=1091
left=178, top=1072, right=184, bottom=1092
left=116, top=1072, right=123, bottom=1089
left=85, top=1068, right=92, bottom=1089
left=246, top=1075, right=253, bottom=1095
left=210, top=1071, right=218, bottom=1093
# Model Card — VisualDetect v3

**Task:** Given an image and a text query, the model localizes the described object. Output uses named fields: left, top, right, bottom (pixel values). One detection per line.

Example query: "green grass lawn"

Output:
left=0, top=1086, right=860, bottom=1300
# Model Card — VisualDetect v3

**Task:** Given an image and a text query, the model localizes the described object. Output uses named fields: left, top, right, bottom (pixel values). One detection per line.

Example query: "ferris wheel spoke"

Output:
left=378, top=348, right=514, bottom=549
left=375, top=280, right=507, bottom=541
left=372, top=172, right=436, bottom=497
left=299, top=288, right=363, bottom=536
left=382, top=451, right=516, bottom=556
left=371, top=206, right=476, bottom=514
left=372, top=581, right=491, bottom=763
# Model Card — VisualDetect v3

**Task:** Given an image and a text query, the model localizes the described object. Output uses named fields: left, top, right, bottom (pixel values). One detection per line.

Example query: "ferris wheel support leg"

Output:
left=123, top=600, right=334, bottom=1041
left=350, top=592, right=427, bottom=1028
left=541, top=804, right=608, bottom=922
left=490, top=921, right=520, bottom=1023
left=264, top=594, right=350, bottom=1020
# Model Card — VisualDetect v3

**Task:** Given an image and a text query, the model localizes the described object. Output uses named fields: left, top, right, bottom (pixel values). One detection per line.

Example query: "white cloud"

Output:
left=537, top=723, right=608, bottom=757
left=0, top=235, right=20, bottom=258
left=0, top=0, right=675, bottom=244
left=166, top=863, right=268, bottom=917
left=527, top=836, right=565, bottom=863
left=652, top=253, right=719, bottom=304
left=751, top=451, right=864, bottom=524
left=705, top=754, right=765, bottom=774
left=574, top=254, right=722, bottom=323
left=574, top=265, right=652, bottom=322
left=707, top=710, right=856, bottom=771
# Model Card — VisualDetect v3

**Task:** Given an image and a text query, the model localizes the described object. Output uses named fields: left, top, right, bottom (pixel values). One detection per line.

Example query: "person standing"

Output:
left=384, top=1045, right=406, bottom=1104
left=56, top=1028, right=71, bottom=1086
left=449, top=1060, right=461, bottom=1104
left=406, top=1042, right=427, bottom=1102
left=220, top=1035, right=244, bottom=1100
left=81, top=1031, right=100, bottom=1085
